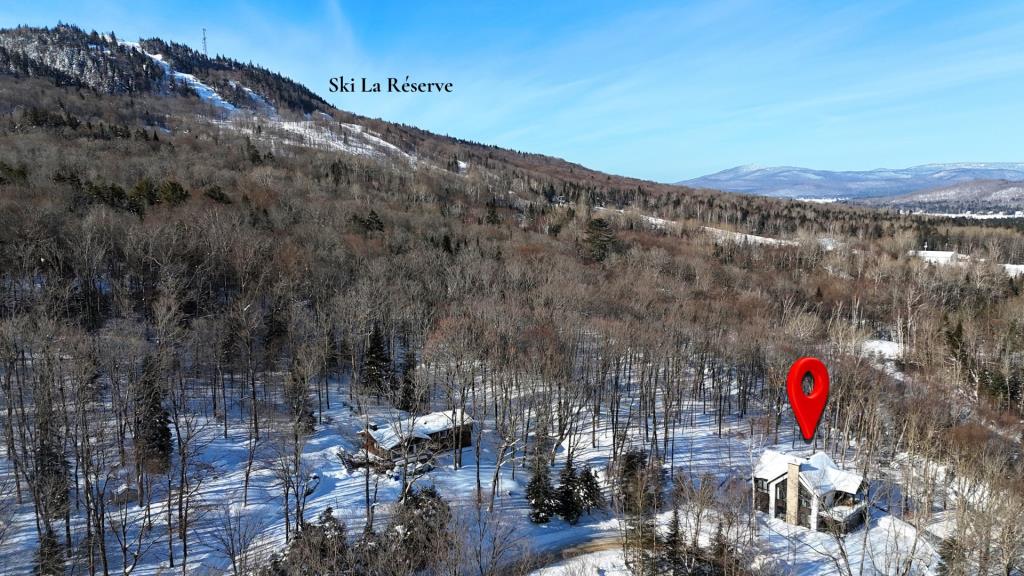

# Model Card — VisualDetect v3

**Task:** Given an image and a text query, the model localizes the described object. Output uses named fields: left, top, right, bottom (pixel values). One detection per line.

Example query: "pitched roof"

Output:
left=753, top=449, right=800, bottom=481
left=753, top=449, right=863, bottom=496
left=801, top=451, right=864, bottom=495
left=366, top=409, right=473, bottom=451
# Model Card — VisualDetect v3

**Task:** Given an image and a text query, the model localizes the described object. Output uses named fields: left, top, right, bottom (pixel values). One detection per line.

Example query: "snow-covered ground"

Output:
left=214, top=117, right=415, bottom=163
left=593, top=207, right=677, bottom=231
left=909, top=250, right=964, bottom=265
left=0, top=353, right=951, bottom=575
left=531, top=549, right=629, bottom=575
left=908, top=250, right=1024, bottom=277
left=798, top=197, right=847, bottom=204
left=862, top=339, right=904, bottom=381
left=862, top=339, right=902, bottom=362
left=229, top=80, right=278, bottom=116
left=919, top=211, right=1024, bottom=220
left=702, top=226, right=798, bottom=247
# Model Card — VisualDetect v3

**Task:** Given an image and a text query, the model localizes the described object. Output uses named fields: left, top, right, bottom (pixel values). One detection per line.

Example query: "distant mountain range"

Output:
left=680, top=163, right=1024, bottom=206
left=861, top=179, right=1024, bottom=213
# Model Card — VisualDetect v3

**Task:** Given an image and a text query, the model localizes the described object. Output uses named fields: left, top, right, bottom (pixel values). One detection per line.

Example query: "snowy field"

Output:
left=909, top=250, right=1024, bottom=277
left=531, top=549, right=630, bottom=576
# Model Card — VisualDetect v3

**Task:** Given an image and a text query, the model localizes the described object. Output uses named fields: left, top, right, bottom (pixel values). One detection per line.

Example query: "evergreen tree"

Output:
left=623, top=514, right=658, bottom=576
left=34, top=390, right=69, bottom=522
left=364, top=209, right=384, bottom=232
left=246, top=137, right=263, bottom=165
left=557, top=457, right=582, bottom=524
left=526, top=456, right=556, bottom=523
left=390, top=487, right=452, bottom=572
left=134, top=360, right=172, bottom=475
left=396, top=347, right=419, bottom=412
left=262, top=507, right=348, bottom=576
left=712, top=523, right=728, bottom=561
left=617, top=449, right=661, bottom=515
left=664, top=507, right=683, bottom=574
left=204, top=185, right=232, bottom=204
left=711, top=523, right=738, bottom=575
left=34, top=429, right=69, bottom=521
left=360, top=325, right=392, bottom=395
left=156, top=180, right=189, bottom=206
left=584, top=217, right=616, bottom=262
left=936, top=537, right=966, bottom=576
left=131, top=177, right=158, bottom=204
left=285, top=361, right=315, bottom=435
left=578, top=466, right=604, bottom=513
left=485, top=205, right=500, bottom=225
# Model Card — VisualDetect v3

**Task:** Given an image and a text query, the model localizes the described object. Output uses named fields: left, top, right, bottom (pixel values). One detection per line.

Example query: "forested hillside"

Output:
left=0, top=24, right=1022, bottom=576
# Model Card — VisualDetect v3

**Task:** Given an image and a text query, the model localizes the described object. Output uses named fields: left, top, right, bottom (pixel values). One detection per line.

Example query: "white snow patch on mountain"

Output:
left=339, top=123, right=407, bottom=156
left=143, top=52, right=237, bottom=112
left=229, top=80, right=277, bottom=116
left=217, top=117, right=414, bottom=163
left=702, top=226, right=798, bottom=247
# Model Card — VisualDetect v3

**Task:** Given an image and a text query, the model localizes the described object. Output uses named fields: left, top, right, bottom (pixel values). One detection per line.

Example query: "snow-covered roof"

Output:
left=801, top=452, right=864, bottom=496
left=821, top=501, right=868, bottom=521
left=365, top=409, right=473, bottom=451
left=753, top=450, right=863, bottom=497
left=753, top=449, right=800, bottom=481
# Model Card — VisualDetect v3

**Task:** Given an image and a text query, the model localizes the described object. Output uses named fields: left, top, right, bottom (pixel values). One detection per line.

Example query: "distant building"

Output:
left=360, top=409, right=473, bottom=460
left=753, top=450, right=867, bottom=533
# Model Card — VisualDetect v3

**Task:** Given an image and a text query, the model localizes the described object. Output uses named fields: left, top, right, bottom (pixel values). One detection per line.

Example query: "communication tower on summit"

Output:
left=202, top=28, right=208, bottom=57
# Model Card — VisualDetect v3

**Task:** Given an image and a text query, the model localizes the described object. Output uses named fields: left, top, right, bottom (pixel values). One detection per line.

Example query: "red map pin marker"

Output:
left=786, top=357, right=829, bottom=442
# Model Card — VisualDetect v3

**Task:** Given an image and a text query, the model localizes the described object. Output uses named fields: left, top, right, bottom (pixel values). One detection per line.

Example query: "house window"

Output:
left=774, top=482, right=787, bottom=519
left=833, top=491, right=855, bottom=507
left=754, top=478, right=769, bottom=512
left=798, top=484, right=812, bottom=528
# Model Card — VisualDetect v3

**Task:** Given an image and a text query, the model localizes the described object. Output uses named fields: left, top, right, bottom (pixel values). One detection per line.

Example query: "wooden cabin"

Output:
left=360, top=409, right=473, bottom=460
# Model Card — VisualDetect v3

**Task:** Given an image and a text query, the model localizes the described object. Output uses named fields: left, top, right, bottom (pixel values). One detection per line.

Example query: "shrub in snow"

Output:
left=260, top=507, right=348, bottom=576
left=386, top=486, right=453, bottom=572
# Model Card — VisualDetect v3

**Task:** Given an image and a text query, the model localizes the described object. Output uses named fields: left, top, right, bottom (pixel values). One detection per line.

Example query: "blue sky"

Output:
left=4, top=1, right=1024, bottom=181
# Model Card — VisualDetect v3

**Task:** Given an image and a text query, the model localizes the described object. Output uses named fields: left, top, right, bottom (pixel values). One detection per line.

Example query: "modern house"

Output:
left=753, top=450, right=868, bottom=533
left=360, top=409, right=474, bottom=460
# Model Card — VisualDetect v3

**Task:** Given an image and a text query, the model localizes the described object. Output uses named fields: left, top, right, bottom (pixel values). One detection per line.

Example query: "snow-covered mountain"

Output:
left=0, top=25, right=420, bottom=161
left=680, top=163, right=1024, bottom=200
left=863, top=179, right=1024, bottom=213
left=0, top=24, right=330, bottom=115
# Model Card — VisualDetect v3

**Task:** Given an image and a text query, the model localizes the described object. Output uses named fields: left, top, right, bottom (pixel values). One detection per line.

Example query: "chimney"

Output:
left=786, top=461, right=800, bottom=525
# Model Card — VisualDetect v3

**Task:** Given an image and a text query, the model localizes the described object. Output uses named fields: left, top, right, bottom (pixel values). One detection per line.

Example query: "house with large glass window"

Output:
left=753, top=450, right=868, bottom=533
